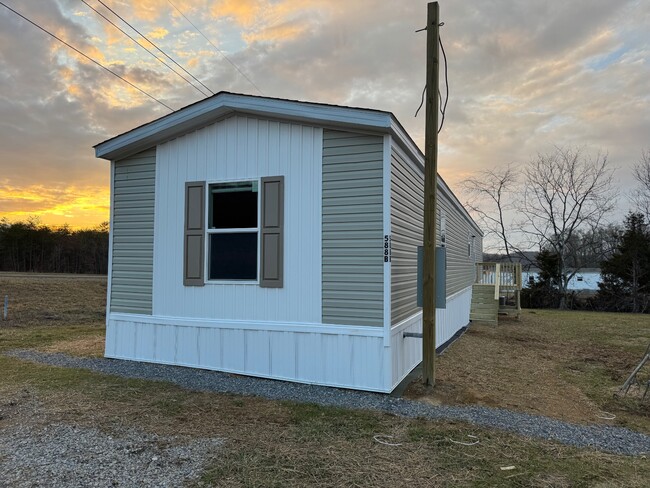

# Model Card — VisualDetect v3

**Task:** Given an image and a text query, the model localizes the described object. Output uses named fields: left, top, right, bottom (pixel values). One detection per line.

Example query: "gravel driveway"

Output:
left=5, top=349, right=650, bottom=457
left=0, top=422, right=222, bottom=488
left=0, top=388, right=222, bottom=488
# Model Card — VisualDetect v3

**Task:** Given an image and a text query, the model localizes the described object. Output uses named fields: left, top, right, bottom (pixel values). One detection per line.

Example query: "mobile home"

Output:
left=95, top=92, right=483, bottom=393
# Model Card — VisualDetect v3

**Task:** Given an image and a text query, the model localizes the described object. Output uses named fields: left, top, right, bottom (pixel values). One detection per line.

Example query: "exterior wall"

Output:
left=390, top=286, right=472, bottom=389
left=106, top=114, right=391, bottom=391
left=106, top=314, right=387, bottom=391
left=110, top=149, right=156, bottom=314
left=389, top=141, right=482, bottom=388
left=322, top=130, right=384, bottom=327
left=439, top=188, right=479, bottom=296
left=569, top=271, right=601, bottom=290
left=152, top=115, right=322, bottom=323
left=390, top=145, right=422, bottom=325
left=523, top=270, right=601, bottom=291
left=390, top=143, right=481, bottom=325
left=104, top=110, right=481, bottom=393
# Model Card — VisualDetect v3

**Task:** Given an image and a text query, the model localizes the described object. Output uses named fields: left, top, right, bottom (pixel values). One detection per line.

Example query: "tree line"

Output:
left=464, top=146, right=650, bottom=313
left=0, top=218, right=109, bottom=274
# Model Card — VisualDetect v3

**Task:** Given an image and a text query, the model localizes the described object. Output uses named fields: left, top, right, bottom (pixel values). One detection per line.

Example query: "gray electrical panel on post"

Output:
left=416, top=246, right=446, bottom=309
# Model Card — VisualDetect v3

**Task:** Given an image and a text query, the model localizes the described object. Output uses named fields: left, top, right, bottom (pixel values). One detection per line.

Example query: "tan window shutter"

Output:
left=184, top=181, right=205, bottom=286
left=260, top=176, right=284, bottom=288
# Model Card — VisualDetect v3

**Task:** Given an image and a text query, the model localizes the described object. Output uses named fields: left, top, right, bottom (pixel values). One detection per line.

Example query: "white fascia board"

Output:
left=95, top=93, right=392, bottom=161
left=389, top=116, right=484, bottom=238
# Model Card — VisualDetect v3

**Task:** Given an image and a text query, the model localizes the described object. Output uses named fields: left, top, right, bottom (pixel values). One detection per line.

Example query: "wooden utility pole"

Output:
left=422, top=1, right=439, bottom=386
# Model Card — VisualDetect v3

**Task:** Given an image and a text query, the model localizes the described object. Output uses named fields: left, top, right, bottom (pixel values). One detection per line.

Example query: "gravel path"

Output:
left=6, top=349, right=650, bottom=456
left=0, top=421, right=222, bottom=488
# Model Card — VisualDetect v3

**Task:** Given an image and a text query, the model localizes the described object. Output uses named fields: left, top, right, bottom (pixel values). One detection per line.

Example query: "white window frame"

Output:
left=204, top=178, right=261, bottom=284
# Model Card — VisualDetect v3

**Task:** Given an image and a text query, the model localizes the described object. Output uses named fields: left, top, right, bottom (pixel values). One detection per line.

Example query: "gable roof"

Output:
left=94, top=91, right=482, bottom=237
left=95, top=91, right=401, bottom=161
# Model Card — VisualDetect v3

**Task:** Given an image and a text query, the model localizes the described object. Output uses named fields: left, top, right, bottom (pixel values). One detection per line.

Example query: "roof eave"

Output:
left=389, top=116, right=484, bottom=238
left=94, top=93, right=392, bottom=161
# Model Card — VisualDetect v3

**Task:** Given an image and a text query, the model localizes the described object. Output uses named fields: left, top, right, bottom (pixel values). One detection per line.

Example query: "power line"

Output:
left=0, top=1, right=173, bottom=111
left=80, top=0, right=210, bottom=98
left=95, top=0, right=214, bottom=96
left=166, top=0, right=264, bottom=96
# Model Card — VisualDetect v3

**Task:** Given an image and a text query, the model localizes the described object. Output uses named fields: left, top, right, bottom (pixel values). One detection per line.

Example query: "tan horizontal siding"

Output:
left=322, top=129, right=383, bottom=327
left=390, top=145, right=480, bottom=325
left=390, top=148, right=423, bottom=325
left=110, top=148, right=156, bottom=315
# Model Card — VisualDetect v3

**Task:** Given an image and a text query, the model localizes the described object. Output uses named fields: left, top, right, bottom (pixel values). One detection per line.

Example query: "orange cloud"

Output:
left=211, top=0, right=329, bottom=41
left=147, top=27, right=169, bottom=39
left=211, top=0, right=266, bottom=27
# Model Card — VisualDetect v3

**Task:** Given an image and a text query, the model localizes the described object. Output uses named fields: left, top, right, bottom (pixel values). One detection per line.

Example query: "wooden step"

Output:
left=470, top=283, right=499, bottom=324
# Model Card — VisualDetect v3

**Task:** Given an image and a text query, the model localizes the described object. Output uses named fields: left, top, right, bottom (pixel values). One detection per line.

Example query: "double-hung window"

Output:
left=183, top=176, right=283, bottom=287
left=207, top=181, right=259, bottom=281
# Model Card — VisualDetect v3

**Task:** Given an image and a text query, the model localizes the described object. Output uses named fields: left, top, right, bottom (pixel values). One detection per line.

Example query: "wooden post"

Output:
left=422, top=1, right=440, bottom=386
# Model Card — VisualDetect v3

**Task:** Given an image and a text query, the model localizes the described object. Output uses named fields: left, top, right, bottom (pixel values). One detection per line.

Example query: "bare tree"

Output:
left=520, top=147, right=616, bottom=308
left=632, top=149, right=650, bottom=219
left=462, top=165, right=519, bottom=261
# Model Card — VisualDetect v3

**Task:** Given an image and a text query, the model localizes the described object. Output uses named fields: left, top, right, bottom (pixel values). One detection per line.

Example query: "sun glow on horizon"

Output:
left=0, top=184, right=110, bottom=229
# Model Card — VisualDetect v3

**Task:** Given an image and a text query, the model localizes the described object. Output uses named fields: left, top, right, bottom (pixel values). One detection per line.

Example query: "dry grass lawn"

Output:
left=0, top=272, right=106, bottom=328
left=1, top=274, right=650, bottom=486
left=405, top=310, right=650, bottom=432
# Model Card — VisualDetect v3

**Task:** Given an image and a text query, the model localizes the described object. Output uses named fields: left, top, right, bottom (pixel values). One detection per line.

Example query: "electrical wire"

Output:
left=80, top=0, right=210, bottom=98
left=438, top=33, right=449, bottom=133
left=0, top=1, right=173, bottom=111
left=414, top=30, right=450, bottom=135
left=414, top=84, right=426, bottom=117
left=94, top=0, right=214, bottom=96
left=166, top=0, right=264, bottom=96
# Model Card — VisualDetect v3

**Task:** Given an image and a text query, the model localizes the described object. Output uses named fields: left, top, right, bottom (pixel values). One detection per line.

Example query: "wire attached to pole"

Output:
left=438, top=34, right=449, bottom=133
left=414, top=29, right=449, bottom=134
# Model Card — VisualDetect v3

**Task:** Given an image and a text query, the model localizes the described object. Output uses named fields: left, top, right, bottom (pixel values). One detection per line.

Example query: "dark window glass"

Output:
left=209, top=233, right=257, bottom=280
left=209, top=181, right=257, bottom=229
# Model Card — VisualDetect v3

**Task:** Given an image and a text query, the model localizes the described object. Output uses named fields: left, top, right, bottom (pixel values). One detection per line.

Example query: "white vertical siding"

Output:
left=152, top=115, right=323, bottom=323
left=105, top=315, right=387, bottom=391
left=390, top=285, right=472, bottom=389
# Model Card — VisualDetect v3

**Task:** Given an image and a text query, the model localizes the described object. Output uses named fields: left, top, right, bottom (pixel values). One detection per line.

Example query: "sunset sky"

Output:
left=0, top=0, right=648, bottom=231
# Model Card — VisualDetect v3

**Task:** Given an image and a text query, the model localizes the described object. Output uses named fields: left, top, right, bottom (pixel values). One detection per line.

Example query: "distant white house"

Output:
left=522, top=268, right=602, bottom=292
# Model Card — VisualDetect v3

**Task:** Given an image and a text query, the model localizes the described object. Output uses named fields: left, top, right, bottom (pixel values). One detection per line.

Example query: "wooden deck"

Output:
left=470, top=262, right=522, bottom=324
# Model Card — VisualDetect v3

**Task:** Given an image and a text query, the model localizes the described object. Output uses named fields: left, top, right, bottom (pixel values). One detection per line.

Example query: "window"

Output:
left=207, top=181, right=259, bottom=281
left=577, top=276, right=584, bottom=282
left=183, top=176, right=284, bottom=287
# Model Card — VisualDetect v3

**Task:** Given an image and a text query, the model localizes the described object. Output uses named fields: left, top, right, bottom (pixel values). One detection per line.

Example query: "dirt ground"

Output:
left=405, top=310, right=650, bottom=431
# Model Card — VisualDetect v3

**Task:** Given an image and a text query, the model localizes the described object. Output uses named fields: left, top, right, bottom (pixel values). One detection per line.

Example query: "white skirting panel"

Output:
left=105, top=314, right=389, bottom=392
left=389, top=285, right=472, bottom=390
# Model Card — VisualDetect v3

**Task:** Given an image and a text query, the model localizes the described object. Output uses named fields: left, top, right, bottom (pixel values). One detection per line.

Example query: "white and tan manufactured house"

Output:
left=95, top=92, right=483, bottom=393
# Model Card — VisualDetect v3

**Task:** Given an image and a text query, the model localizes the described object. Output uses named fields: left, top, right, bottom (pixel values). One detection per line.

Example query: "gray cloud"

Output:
left=0, top=0, right=648, bottom=231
